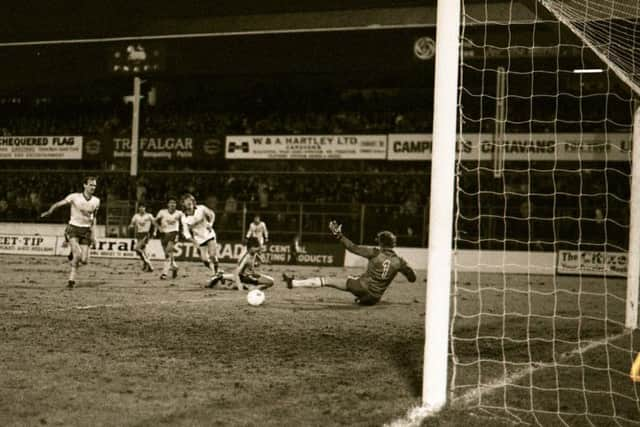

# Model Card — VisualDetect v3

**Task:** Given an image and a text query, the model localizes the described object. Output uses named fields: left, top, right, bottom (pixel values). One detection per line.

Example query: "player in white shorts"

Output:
left=129, top=203, right=155, bottom=272
left=154, top=197, right=183, bottom=280
left=180, top=194, right=220, bottom=278
left=41, top=176, right=100, bottom=289
left=245, top=214, right=268, bottom=250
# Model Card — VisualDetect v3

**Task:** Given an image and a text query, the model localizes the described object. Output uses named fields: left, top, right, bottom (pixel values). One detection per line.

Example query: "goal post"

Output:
left=626, top=105, right=640, bottom=329
left=422, top=0, right=462, bottom=413
left=417, top=0, right=640, bottom=424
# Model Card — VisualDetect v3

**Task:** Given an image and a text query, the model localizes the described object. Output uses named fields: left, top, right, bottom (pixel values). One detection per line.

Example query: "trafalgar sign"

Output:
left=113, top=136, right=195, bottom=159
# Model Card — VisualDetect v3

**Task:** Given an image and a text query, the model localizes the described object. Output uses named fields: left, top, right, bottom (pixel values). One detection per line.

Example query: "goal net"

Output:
left=449, top=0, right=640, bottom=424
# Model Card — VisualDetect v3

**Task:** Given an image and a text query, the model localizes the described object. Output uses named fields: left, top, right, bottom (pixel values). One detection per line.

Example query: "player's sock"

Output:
left=137, top=250, right=150, bottom=269
left=203, top=259, right=216, bottom=274
left=160, top=261, right=170, bottom=278
left=171, top=261, right=179, bottom=278
left=69, top=265, right=77, bottom=282
left=291, top=277, right=323, bottom=288
left=213, top=260, right=219, bottom=273
left=139, top=250, right=152, bottom=269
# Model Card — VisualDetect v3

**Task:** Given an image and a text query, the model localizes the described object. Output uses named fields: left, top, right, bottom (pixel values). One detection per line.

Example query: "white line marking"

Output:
left=1, top=297, right=227, bottom=315
left=453, top=331, right=630, bottom=407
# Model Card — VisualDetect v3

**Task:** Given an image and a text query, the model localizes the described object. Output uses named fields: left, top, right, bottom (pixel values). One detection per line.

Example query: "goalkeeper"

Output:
left=283, top=221, right=416, bottom=305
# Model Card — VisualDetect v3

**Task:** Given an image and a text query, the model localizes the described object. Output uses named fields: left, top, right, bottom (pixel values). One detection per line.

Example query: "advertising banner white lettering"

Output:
left=225, top=134, right=387, bottom=159
left=174, top=241, right=345, bottom=266
left=0, top=136, right=82, bottom=159
left=387, top=133, right=631, bottom=161
left=0, top=234, right=58, bottom=255
left=387, top=133, right=478, bottom=160
left=557, top=250, right=627, bottom=277
left=113, top=137, right=195, bottom=159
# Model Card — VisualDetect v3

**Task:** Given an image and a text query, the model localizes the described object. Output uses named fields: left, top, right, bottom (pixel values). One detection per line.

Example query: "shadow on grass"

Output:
left=389, top=338, right=424, bottom=397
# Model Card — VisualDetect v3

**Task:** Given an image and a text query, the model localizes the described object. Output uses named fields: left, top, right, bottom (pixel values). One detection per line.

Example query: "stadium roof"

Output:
left=0, top=1, right=609, bottom=95
left=2, top=1, right=545, bottom=45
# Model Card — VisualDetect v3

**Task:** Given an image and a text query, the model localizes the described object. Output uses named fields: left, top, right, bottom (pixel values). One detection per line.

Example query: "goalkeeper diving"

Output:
left=283, top=221, right=416, bottom=305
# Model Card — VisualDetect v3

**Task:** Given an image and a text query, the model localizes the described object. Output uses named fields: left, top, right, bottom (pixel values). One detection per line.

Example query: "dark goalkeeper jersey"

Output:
left=339, top=235, right=417, bottom=298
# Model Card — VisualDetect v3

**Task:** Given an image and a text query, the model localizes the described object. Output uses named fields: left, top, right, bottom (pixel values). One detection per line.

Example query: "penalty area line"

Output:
left=385, top=331, right=631, bottom=427
left=2, top=297, right=228, bottom=315
left=73, top=298, right=224, bottom=311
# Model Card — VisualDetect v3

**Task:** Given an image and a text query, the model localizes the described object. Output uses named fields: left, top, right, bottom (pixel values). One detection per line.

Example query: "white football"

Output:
left=247, top=289, right=265, bottom=306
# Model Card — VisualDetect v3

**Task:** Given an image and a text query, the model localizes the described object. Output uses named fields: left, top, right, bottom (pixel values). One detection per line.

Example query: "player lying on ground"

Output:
left=41, top=176, right=100, bottom=289
left=154, top=197, right=183, bottom=280
left=207, top=237, right=274, bottom=291
left=283, top=221, right=416, bottom=305
left=129, top=203, right=155, bottom=272
left=180, top=193, right=220, bottom=278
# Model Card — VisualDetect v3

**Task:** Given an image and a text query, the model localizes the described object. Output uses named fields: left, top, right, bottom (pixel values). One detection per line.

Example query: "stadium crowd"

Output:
left=0, top=81, right=634, bottom=248
left=0, top=164, right=629, bottom=250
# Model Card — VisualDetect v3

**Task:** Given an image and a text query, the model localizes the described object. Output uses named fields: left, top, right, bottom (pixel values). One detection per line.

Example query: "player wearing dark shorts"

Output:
left=283, top=221, right=417, bottom=305
left=160, top=231, right=179, bottom=248
left=66, top=224, right=92, bottom=245
left=129, top=204, right=155, bottom=272
left=207, top=237, right=274, bottom=290
left=154, top=198, right=184, bottom=280
left=136, top=231, right=151, bottom=246
left=41, top=176, right=100, bottom=288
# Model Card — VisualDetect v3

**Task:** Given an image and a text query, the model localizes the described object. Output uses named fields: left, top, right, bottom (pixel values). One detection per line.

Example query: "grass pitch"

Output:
left=1, top=255, right=639, bottom=426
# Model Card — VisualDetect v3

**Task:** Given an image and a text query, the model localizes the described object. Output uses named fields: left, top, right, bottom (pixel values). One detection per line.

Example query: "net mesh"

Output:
left=540, top=0, right=640, bottom=96
left=450, top=0, right=640, bottom=424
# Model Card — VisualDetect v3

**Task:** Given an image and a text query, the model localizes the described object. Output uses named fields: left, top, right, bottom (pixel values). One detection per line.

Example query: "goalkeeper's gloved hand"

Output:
left=328, top=220, right=343, bottom=238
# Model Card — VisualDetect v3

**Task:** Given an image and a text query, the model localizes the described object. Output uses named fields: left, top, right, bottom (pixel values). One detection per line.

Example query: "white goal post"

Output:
left=422, top=0, right=640, bottom=421
left=422, top=0, right=462, bottom=413
left=627, top=106, right=640, bottom=329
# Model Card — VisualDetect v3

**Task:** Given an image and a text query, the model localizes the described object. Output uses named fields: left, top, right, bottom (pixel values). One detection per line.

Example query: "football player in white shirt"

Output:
left=41, top=176, right=100, bottom=288
left=245, top=214, right=268, bottom=249
left=129, top=203, right=155, bottom=272
left=180, top=193, right=220, bottom=277
left=154, top=197, right=183, bottom=280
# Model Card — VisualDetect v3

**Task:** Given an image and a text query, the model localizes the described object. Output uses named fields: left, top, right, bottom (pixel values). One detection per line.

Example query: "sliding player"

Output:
left=40, top=176, right=100, bottom=289
left=154, top=197, right=183, bottom=280
left=180, top=194, right=219, bottom=277
left=207, top=237, right=274, bottom=290
left=245, top=214, right=268, bottom=250
left=129, top=203, right=155, bottom=272
left=283, top=221, right=416, bottom=305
